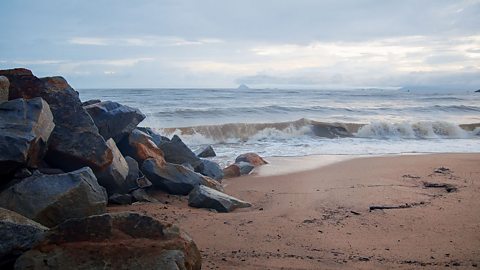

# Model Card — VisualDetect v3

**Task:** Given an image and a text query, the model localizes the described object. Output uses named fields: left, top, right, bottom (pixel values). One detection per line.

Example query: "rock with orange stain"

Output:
left=14, top=212, right=201, bottom=270
left=235, top=152, right=268, bottom=166
left=118, top=129, right=165, bottom=165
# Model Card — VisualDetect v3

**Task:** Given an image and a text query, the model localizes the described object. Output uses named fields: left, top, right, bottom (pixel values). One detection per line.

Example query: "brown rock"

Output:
left=0, top=76, right=9, bottom=102
left=118, top=129, right=165, bottom=165
left=223, top=164, right=241, bottom=178
left=235, top=152, right=268, bottom=166
left=14, top=212, right=201, bottom=270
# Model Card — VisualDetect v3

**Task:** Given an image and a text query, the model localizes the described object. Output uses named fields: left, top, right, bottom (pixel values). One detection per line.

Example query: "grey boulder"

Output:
left=194, top=145, right=216, bottom=158
left=84, top=101, right=146, bottom=142
left=195, top=159, right=224, bottom=181
left=0, top=167, right=107, bottom=227
left=0, top=98, right=55, bottom=175
left=0, top=208, right=47, bottom=268
left=188, top=185, right=251, bottom=213
left=141, top=158, right=223, bottom=195
left=14, top=212, right=202, bottom=270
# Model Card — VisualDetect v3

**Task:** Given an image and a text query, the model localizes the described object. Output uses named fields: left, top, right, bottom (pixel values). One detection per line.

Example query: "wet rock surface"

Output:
left=84, top=101, right=146, bottom=142
left=0, top=98, right=54, bottom=175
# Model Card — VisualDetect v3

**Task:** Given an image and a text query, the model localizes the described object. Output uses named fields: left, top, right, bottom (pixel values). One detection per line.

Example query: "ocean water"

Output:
left=78, top=88, right=480, bottom=165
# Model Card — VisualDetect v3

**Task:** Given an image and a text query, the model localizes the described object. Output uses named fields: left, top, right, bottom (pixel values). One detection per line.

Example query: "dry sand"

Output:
left=110, top=153, right=480, bottom=269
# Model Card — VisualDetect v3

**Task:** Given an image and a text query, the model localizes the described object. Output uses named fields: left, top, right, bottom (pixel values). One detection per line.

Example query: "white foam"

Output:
left=356, top=121, right=471, bottom=139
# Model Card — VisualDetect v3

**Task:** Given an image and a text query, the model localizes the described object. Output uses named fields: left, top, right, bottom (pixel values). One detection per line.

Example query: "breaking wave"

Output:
left=153, top=119, right=480, bottom=144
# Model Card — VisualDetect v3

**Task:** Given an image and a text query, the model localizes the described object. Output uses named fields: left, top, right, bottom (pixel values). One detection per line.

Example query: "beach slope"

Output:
left=111, top=153, right=480, bottom=269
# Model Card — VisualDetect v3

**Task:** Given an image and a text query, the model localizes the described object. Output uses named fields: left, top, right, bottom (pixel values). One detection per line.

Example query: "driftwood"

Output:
left=422, top=182, right=457, bottom=192
left=369, top=201, right=426, bottom=211
left=369, top=204, right=412, bottom=211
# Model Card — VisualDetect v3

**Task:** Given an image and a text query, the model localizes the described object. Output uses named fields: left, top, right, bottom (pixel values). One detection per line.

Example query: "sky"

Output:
left=1, top=0, right=479, bottom=90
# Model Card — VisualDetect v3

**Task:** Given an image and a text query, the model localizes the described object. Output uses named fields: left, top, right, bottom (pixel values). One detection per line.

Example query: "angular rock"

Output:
left=0, top=167, right=107, bottom=227
left=81, top=99, right=101, bottom=106
left=15, top=212, right=202, bottom=270
left=0, top=76, right=9, bottom=102
left=96, top=139, right=129, bottom=195
left=194, top=145, right=216, bottom=158
left=118, top=129, right=165, bottom=165
left=0, top=69, right=113, bottom=172
left=235, top=152, right=268, bottom=166
left=136, top=127, right=170, bottom=146
left=131, top=188, right=159, bottom=203
left=0, top=98, right=55, bottom=175
left=141, top=158, right=222, bottom=195
left=84, top=101, right=146, bottom=142
left=108, top=193, right=133, bottom=205
left=196, top=159, right=224, bottom=181
left=188, top=185, right=251, bottom=213
left=0, top=208, right=47, bottom=268
left=158, top=135, right=201, bottom=168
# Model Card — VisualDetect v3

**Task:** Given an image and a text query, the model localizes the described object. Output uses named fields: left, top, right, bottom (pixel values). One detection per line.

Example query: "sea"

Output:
left=78, top=88, right=480, bottom=166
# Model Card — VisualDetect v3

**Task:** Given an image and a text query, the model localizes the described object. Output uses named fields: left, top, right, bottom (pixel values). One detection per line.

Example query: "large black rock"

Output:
left=84, top=101, right=146, bottom=142
left=141, top=158, right=222, bottom=195
left=188, top=185, right=251, bottom=213
left=0, top=98, right=54, bottom=176
left=0, top=208, right=48, bottom=268
left=158, top=135, right=201, bottom=168
left=14, top=212, right=202, bottom=270
left=0, top=167, right=107, bottom=227
left=0, top=69, right=113, bottom=172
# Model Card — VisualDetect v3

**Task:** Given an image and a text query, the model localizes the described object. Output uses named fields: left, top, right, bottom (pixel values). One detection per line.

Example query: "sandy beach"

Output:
left=109, top=153, right=480, bottom=269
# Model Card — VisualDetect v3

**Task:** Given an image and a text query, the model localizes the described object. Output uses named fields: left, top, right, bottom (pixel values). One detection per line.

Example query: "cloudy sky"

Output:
left=1, top=0, right=479, bottom=89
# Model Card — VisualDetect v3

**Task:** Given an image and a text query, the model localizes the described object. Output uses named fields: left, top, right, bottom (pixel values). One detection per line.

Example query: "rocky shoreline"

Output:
left=0, top=68, right=267, bottom=269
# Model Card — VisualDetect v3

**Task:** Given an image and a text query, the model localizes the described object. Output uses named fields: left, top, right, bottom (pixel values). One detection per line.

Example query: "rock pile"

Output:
left=0, top=68, right=266, bottom=268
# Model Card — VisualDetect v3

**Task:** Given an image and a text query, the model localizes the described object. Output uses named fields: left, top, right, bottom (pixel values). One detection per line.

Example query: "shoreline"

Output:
left=111, top=153, right=480, bottom=269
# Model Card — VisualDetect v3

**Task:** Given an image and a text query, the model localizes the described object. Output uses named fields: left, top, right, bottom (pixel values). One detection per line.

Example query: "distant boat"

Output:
left=237, top=84, right=250, bottom=90
left=475, top=89, right=480, bottom=93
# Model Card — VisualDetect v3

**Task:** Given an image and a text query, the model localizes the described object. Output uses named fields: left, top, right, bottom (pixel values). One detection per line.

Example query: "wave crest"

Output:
left=153, top=119, right=479, bottom=144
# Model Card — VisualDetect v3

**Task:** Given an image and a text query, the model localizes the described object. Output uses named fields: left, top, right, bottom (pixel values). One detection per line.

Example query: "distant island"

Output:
left=237, top=83, right=250, bottom=90
left=475, top=89, right=480, bottom=93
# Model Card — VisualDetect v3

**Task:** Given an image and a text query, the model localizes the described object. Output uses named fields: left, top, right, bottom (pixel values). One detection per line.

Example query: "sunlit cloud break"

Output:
left=68, top=36, right=224, bottom=47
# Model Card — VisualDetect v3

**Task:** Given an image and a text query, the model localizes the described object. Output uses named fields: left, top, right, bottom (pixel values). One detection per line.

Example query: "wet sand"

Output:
left=110, top=153, right=480, bottom=269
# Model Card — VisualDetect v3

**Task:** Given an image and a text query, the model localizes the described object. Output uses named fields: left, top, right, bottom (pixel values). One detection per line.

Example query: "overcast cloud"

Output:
left=1, top=0, right=479, bottom=89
